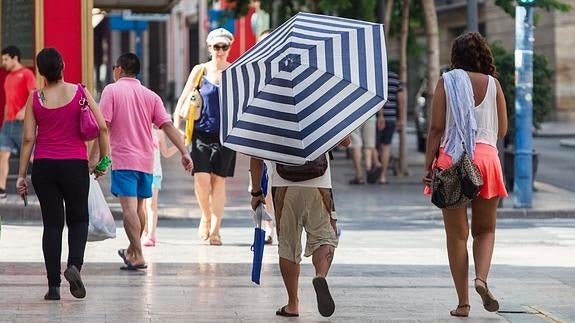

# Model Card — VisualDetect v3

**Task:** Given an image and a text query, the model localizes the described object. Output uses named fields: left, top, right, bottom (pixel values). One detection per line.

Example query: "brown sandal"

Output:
left=209, top=233, right=222, bottom=246
left=474, top=277, right=500, bottom=312
left=198, top=217, right=210, bottom=241
left=450, top=304, right=470, bottom=317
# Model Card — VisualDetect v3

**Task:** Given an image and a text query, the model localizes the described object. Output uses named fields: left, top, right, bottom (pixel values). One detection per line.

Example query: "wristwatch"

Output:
left=250, top=189, right=263, bottom=197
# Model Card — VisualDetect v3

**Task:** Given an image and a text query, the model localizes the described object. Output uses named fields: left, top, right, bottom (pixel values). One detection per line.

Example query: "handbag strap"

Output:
left=77, top=84, right=89, bottom=109
left=193, top=64, right=205, bottom=90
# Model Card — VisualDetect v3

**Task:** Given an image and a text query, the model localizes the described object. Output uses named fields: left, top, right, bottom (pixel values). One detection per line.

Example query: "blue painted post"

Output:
left=135, top=29, right=143, bottom=80
left=514, top=6, right=534, bottom=208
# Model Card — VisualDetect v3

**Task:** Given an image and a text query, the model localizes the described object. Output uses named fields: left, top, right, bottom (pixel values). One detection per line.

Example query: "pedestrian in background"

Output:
left=99, top=53, right=192, bottom=270
left=375, top=70, right=405, bottom=184
left=422, top=32, right=508, bottom=317
left=0, top=45, right=36, bottom=198
left=348, top=118, right=380, bottom=184
left=142, top=126, right=180, bottom=247
left=16, top=47, right=110, bottom=300
left=174, top=28, right=236, bottom=246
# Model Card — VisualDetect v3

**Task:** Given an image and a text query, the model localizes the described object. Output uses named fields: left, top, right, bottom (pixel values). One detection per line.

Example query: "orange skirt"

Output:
left=424, top=143, right=508, bottom=199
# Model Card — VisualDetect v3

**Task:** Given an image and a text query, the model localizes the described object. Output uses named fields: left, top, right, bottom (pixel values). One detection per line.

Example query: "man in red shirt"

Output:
left=0, top=46, right=36, bottom=198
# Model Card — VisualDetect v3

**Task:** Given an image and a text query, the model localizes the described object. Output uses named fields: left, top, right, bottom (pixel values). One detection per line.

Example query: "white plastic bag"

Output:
left=252, top=203, right=273, bottom=229
left=87, top=175, right=116, bottom=241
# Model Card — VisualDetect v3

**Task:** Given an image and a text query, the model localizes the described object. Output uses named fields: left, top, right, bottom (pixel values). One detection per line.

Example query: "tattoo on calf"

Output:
left=326, top=248, right=335, bottom=264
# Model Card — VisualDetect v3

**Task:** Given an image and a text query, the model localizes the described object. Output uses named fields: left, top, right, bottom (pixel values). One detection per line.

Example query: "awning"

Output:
left=94, top=0, right=180, bottom=13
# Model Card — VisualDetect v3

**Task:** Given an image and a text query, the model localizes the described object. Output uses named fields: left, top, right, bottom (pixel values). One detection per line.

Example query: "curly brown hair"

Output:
left=450, top=32, right=498, bottom=78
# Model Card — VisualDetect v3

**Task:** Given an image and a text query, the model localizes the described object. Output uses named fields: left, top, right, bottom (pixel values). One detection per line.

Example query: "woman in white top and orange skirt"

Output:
left=423, top=32, right=508, bottom=317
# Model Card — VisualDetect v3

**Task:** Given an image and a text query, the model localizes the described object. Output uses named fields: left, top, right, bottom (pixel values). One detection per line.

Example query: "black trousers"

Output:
left=32, top=159, right=90, bottom=287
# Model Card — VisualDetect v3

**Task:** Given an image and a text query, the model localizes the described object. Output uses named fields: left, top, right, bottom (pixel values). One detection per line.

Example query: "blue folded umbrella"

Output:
left=251, top=204, right=270, bottom=285
left=261, top=164, right=269, bottom=197
left=251, top=227, right=266, bottom=285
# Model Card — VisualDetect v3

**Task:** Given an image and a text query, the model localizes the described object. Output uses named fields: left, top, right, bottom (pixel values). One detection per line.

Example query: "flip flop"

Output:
left=366, top=167, right=382, bottom=184
left=312, top=276, right=335, bottom=317
left=117, top=249, right=128, bottom=265
left=450, top=304, right=470, bottom=317
left=120, top=262, right=148, bottom=271
left=275, top=305, right=299, bottom=317
left=348, top=178, right=365, bottom=185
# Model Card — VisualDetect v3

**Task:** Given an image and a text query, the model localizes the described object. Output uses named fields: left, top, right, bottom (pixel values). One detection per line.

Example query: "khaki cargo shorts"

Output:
left=272, top=186, right=338, bottom=264
left=350, top=119, right=376, bottom=149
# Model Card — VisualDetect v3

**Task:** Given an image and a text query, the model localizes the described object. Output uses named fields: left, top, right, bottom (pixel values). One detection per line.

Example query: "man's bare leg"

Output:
left=312, top=244, right=336, bottom=317
left=279, top=257, right=300, bottom=315
left=363, top=147, right=373, bottom=171
left=312, top=244, right=335, bottom=277
left=379, top=143, right=392, bottom=183
left=118, top=196, right=146, bottom=266
left=350, top=146, right=364, bottom=183
left=0, top=151, right=11, bottom=194
left=137, top=198, right=146, bottom=237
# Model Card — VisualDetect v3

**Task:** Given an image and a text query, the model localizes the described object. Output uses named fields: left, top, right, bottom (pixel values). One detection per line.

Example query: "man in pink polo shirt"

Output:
left=98, top=53, right=192, bottom=270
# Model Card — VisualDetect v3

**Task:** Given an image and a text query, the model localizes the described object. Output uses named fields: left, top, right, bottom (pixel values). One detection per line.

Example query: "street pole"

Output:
left=514, top=6, right=534, bottom=208
left=467, top=0, right=478, bottom=32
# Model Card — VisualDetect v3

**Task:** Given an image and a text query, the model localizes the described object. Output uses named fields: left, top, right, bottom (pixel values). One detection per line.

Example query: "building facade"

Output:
left=436, top=0, right=575, bottom=119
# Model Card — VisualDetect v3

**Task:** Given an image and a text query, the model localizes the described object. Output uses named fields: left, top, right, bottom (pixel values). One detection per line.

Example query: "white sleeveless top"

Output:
left=152, top=129, right=162, bottom=177
left=473, top=75, right=498, bottom=147
left=442, top=74, right=498, bottom=148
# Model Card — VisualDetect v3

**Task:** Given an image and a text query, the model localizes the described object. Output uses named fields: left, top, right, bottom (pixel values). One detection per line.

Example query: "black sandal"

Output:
left=348, top=178, right=365, bottom=185
left=450, top=304, right=470, bottom=317
left=275, top=305, right=299, bottom=317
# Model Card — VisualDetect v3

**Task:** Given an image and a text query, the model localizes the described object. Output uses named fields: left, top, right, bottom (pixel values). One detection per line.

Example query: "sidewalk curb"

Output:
left=534, top=132, right=575, bottom=138
left=559, top=139, right=575, bottom=148
left=2, top=203, right=575, bottom=224
left=498, top=208, right=575, bottom=219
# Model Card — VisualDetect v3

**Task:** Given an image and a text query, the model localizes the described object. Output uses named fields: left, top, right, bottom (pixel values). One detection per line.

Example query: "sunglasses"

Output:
left=212, top=44, right=230, bottom=51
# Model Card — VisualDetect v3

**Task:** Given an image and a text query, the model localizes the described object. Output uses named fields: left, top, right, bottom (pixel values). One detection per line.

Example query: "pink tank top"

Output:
left=32, top=85, right=88, bottom=160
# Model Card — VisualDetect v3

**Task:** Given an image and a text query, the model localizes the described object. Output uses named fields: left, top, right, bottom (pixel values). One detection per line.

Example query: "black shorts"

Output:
left=376, top=121, right=396, bottom=146
left=191, top=131, right=236, bottom=177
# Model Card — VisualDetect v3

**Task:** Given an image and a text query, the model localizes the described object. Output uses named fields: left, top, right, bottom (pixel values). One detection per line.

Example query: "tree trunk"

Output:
left=384, top=0, right=394, bottom=35
left=398, top=0, right=410, bottom=175
left=421, top=0, right=440, bottom=115
left=377, top=0, right=386, bottom=23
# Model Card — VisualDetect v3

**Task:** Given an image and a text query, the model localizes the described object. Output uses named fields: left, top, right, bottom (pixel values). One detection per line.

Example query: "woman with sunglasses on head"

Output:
left=174, top=28, right=236, bottom=245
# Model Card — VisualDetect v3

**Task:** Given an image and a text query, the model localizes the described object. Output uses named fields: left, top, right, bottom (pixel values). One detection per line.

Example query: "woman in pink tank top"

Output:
left=15, top=48, right=110, bottom=301
left=423, top=32, right=508, bottom=317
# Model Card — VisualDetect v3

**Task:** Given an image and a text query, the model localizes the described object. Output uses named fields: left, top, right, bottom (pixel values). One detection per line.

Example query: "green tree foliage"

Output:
left=494, top=0, right=570, bottom=18
left=386, top=0, right=425, bottom=59
left=222, top=0, right=377, bottom=25
left=224, top=0, right=570, bottom=25
left=491, top=42, right=553, bottom=144
left=336, top=0, right=378, bottom=22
